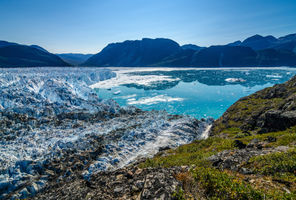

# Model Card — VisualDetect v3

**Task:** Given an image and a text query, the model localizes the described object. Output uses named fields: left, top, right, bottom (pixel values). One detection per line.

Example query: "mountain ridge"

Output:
left=0, top=41, right=70, bottom=67
left=1, top=33, right=296, bottom=68
left=83, top=33, right=296, bottom=67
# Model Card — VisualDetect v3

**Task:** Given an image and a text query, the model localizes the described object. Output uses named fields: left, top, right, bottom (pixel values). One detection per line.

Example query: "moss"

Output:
left=248, top=148, right=296, bottom=176
left=172, top=187, right=187, bottom=200
left=191, top=167, right=264, bottom=200
left=139, top=137, right=233, bottom=168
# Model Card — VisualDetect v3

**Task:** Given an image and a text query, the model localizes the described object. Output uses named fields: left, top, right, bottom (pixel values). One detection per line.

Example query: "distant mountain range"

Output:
left=0, top=41, right=69, bottom=67
left=1, top=33, right=296, bottom=67
left=83, top=33, right=296, bottom=67
left=56, top=53, right=93, bottom=65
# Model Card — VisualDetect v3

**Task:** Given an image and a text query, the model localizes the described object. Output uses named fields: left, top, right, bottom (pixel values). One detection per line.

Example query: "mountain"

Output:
left=56, top=53, right=93, bottom=65
left=30, top=45, right=49, bottom=53
left=83, top=34, right=296, bottom=67
left=2, top=33, right=295, bottom=68
left=240, top=34, right=277, bottom=50
left=190, top=45, right=257, bottom=67
left=0, top=41, right=18, bottom=48
left=230, top=34, right=296, bottom=53
left=83, top=38, right=181, bottom=67
left=181, top=44, right=204, bottom=51
left=0, top=41, right=70, bottom=67
left=227, top=40, right=242, bottom=46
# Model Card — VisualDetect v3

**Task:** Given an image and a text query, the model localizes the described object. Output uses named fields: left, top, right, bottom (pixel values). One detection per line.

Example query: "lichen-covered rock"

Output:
left=208, top=146, right=289, bottom=173
left=33, top=164, right=186, bottom=200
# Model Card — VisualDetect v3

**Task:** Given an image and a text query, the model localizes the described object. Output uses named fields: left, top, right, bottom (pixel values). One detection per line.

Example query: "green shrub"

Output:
left=249, top=148, right=296, bottom=175
left=192, top=167, right=263, bottom=200
left=172, top=187, right=186, bottom=200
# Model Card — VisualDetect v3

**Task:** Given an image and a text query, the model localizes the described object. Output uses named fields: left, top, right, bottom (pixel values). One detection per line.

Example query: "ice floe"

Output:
left=127, top=95, right=184, bottom=105
left=225, top=78, right=246, bottom=83
left=90, top=69, right=179, bottom=89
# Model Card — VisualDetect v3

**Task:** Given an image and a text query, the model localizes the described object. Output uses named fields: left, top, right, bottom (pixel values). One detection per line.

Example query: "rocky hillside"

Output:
left=211, top=75, right=296, bottom=135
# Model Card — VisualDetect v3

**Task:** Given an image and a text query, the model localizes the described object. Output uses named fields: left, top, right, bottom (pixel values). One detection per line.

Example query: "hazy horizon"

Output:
left=1, top=0, right=296, bottom=54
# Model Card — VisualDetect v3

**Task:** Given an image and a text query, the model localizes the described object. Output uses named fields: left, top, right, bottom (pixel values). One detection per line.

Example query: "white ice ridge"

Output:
left=127, top=95, right=184, bottom=105
left=225, top=78, right=246, bottom=83
left=266, top=74, right=283, bottom=78
left=90, top=69, right=180, bottom=89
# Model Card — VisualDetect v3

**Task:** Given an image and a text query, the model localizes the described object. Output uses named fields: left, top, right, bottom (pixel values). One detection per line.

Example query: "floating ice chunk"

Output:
left=90, top=70, right=179, bottom=89
left=266, top=74, right=282, bottom=78
left=127, top=95, right=184, bottom=105
left=113, top=90, right=121, bottom=95
left=119, top=94, right=137, bottom=99
left=225, top=78, right=246, bottom=83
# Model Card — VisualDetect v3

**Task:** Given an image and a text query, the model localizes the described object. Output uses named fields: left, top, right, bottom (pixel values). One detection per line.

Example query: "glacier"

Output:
left=0, top=67, right=212, bottom=199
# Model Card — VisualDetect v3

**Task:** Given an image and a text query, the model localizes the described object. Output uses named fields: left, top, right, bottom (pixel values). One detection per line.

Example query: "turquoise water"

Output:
left=95, top=68, right=296, bottom=119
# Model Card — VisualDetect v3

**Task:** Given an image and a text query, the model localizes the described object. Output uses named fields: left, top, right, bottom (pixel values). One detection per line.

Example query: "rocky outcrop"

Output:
left=208, top=143, right=289, bottom=174
left=33, top=164, right=187, bottom=200
left=211, top=75, right=296, bottom=135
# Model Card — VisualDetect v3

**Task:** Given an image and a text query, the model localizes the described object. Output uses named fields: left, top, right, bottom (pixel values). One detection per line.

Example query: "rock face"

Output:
left=33, top=164, right=186, bottom=200
left=0, top=68, right=212, bottom=199
left=211, top=75, right=296, bottom=135
left=0, top=41, right=70, bottom=67
left=208, top=143, right=289, bottom=173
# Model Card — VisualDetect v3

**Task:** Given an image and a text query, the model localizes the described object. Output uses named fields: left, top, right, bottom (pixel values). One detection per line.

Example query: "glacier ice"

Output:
left=0, top=67, right=213, bottom=199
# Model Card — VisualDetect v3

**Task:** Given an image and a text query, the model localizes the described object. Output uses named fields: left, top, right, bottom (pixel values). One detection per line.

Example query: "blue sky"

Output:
left=0, top=0, right=295, bottom=53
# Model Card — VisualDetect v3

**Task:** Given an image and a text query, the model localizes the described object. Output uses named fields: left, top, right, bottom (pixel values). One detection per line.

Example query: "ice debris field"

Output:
left=0, top=67, right=212, bottom=199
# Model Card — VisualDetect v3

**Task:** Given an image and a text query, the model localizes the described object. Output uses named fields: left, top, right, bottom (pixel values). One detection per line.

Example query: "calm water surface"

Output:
left=95, top=68, right=296, bottom=119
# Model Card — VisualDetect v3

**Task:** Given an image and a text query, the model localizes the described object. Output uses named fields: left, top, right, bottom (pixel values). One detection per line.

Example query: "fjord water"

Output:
left=94, top=68, right=296, bottom=119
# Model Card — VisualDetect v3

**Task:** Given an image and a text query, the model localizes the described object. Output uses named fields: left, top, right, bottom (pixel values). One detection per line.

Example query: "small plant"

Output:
left=172, top=187, right=186, bottom=200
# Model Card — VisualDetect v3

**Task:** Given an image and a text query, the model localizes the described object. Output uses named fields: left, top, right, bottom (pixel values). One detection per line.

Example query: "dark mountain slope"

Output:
left=190, top=46, right=257, bottom=67
left=83, top=38, right=181, bottom=67
left=0, top=40, right=18, bottom=48
left=181, top=44, right=204, bottom=51
left=153, top=48, right=196, bottom=67
left=240, top=34, right=277, bottom=50
left=57, top=53, right=93, bottom=65
left=30, top=45, right=49, bottom=53
left=81, top=33, right=296, bottom=67
left=0, top=45, right=70, bottom=67
left=256, top=48, right=296, bottom=66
